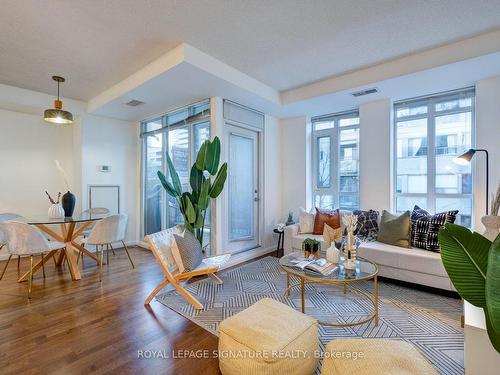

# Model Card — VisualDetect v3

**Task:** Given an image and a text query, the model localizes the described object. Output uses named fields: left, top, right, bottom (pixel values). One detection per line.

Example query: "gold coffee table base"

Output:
left=284, top=273, right=379, bottom=328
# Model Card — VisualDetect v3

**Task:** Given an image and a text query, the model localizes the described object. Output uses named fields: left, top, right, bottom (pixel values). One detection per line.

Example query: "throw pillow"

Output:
left=313, top=208, right=341, bottom=235
left=377, top=210, right=411, bottom=248
left=411, top=205, right=458, bottom=252
left=298, top=208, right=315, bottom=234
left=323, top=223, right=343, bottom=244
left=172, top=230, right=203, bottom=272
left=353, top=209, right=379, bottom=240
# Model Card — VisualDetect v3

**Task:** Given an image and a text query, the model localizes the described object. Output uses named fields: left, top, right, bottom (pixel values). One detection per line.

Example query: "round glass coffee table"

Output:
left=279, top=252, right=379, bottom=327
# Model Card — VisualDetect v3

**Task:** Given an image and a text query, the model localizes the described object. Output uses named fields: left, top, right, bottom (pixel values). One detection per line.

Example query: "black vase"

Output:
left=61, top=191, right=76, bottom=217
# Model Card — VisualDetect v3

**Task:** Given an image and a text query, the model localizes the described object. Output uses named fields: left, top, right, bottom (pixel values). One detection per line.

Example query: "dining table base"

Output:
left=17, top=221, right=105, bottom=282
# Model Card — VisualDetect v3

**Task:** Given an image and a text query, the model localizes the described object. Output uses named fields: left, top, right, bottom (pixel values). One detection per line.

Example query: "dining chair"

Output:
left=144, top=227, right=230, bottom=309
left=79, top=214, right=134, bottom=281
left=0, top=221, right=66, bottom=298
left=0, top=213, right=24, bottom=270
left=79, top=207, right=111, bottom=260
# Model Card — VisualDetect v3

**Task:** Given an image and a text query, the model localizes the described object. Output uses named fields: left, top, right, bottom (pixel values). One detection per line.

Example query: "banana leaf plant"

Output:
left=438, top=224, right=500, bottom=352
left=157, top=136, right=227, bottom=247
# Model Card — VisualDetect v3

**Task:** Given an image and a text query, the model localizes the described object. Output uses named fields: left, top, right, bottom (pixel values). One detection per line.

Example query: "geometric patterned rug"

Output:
left=156, top=256, right=464, bottom=374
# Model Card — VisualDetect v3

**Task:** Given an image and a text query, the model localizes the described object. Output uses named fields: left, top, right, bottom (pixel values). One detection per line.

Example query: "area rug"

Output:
left=156, top=256, right=463, bottom=374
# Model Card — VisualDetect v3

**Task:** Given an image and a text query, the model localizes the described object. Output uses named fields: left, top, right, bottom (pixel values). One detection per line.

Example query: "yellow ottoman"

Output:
left=321, top=339, right=438, bottom=375
left=218, top=298, right=319, bottom=375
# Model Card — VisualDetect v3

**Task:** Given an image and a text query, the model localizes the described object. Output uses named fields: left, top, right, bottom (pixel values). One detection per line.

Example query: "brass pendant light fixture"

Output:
left=44, top=76, right=73, bottom=124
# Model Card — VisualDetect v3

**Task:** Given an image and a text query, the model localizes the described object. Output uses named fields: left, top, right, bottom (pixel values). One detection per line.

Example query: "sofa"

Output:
left=283, top=210, right=454, bottom=291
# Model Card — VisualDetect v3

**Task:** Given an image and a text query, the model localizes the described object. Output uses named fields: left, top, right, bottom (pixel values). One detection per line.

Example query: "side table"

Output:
left=273, top=228, right=284, bottom=257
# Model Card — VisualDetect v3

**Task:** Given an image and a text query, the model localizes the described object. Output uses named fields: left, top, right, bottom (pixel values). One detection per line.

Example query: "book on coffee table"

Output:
left=289, top=259, right=338, bottom=276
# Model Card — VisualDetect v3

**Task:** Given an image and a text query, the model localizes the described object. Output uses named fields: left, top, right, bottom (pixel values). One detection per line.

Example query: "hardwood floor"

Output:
left=0, top=247, right=223, bottom=374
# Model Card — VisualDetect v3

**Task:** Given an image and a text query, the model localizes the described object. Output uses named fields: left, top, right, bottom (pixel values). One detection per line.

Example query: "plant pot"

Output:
left=61, top=191, right=76, bottom=217
left=48, top=204, right=64, bottom=219
left=482, top=215, right=500, bottom=241
left=303, top=243, right=312, bottom=258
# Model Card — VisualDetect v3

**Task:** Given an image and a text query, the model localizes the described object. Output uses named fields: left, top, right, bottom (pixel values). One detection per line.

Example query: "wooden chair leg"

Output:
left=17, top=255, right=21, bottom=270
left=121, top=241, right=135, bottom=269
left=99, top=245, right=104, bottom=282
left=0, top=254, right=12, bottom=280
left=172, top=281, right=203, bottom=310
left=144, top=279, right=170, bottom=305
left=41, top=253, right=45, bottom=278
left=208, top=273, right=223, bottom=285
left=106, top=244, right=109, bottom=266
left=28, top=256, right=33, bottom=299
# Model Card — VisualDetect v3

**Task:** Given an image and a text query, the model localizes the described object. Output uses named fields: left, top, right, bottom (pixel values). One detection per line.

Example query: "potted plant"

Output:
left=302, top=238, right=320, bottom=258
left=286, top=211, right=294, bottom=226
left=157, top=136, right=227, bottom=249
left=438, top=224, right=500, bottom=352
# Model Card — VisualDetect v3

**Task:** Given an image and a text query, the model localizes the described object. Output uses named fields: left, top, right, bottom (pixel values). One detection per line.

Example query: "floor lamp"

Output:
left=454, top=148, right=489, bottom=214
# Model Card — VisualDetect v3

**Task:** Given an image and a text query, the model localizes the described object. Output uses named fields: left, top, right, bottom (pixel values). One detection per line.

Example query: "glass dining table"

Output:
left=16, top=212, right=108, bottom=282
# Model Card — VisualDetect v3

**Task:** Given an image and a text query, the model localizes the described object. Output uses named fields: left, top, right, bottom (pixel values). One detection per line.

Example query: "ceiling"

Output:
left=1, top=0, right=500, bottom=102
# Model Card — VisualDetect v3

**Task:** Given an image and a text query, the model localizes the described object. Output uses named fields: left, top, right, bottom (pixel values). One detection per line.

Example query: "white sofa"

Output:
left=283, top=212, right=454, bottom=291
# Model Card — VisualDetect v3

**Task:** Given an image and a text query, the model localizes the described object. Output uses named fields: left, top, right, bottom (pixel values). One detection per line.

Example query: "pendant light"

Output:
left=44, top=76, right=73, bottom=124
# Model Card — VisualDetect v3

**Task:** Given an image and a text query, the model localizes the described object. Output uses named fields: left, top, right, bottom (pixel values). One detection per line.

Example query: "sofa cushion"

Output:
left=298, top=208, right=315, bottom=234
left=378, top=210, right=411, bottom=248
left=357, top=241, right=448, bottom=278
left=353, top=209, right=379, bottom=239
left=323, top=223, right=342, bottom=244
left=411, top=205, right=458, bottom=252
left=313, top=208, right=341, bottom=235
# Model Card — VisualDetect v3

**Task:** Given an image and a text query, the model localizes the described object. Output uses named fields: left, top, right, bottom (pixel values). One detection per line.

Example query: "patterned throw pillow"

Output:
left=172, top=230, right=203, bottom=272
left=353, top=209, right=379, bottom=240
left=411, top=205, right=458, bottom=252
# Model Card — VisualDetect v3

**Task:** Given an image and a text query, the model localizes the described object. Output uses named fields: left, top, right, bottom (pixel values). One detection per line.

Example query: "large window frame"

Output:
left=312, top=110, right=360, bottom=210
left=394, top=88, right=475, bottom=226
left=140, top=100, right=211, bottom=239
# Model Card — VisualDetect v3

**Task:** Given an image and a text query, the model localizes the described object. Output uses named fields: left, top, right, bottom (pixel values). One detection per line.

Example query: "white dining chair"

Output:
left=0, top=213, right=24, bottom=270
left=79, top=214, right=134, bottom=281
left=0, top=221, right=66, bottom=298
left=80, top=207, right=110, bottom=252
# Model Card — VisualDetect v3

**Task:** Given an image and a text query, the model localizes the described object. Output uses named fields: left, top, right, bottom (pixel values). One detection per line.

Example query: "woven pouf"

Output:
left=321, top=339, right=438, bottom=375
left=218, top=298, right=318, bottom=375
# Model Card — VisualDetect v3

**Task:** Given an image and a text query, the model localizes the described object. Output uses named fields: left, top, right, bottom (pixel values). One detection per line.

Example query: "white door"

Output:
left=224, top=125, right=260, bottom=253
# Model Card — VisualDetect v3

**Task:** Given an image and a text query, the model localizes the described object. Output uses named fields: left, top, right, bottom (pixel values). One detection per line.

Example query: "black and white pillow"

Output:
left=353, top=209, right=379, bottom=241
left=410, top=205, right=458, bottom=252
left=172, top=230, right=203, bottom=271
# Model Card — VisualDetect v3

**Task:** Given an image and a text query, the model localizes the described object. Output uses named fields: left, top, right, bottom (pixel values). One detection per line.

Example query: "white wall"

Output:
left=359, top=99, right=392, bottom=211
left=474, top=75, right=500, bottom=231
left=263, top=114, right=281, bottom=248
left=79, top=114, right=139, bottom=243
left=280, top=116, right=310, bottom=220
left=0, top=108, right=77, bottom=216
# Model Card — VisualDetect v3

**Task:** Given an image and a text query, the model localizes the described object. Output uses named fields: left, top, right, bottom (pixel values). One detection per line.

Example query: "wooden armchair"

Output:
left=144, top=227, right=230, bottom=309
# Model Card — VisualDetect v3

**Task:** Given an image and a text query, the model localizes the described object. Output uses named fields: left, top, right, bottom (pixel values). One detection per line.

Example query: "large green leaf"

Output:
left=157, top=171, right=178, bottom=197
left=166, top=153, right=182, bottom=195
left=198, top=178, right=211, bottom=210
left=205, top=136, right=221, bottom=175
left=438, top=223, right=491, bottom=307
left=195, top=140, right=209, bottom=171
left=486, top=234, right=500, bottom=352
left=190, top=164, right=203, bottom=193
left=182, top=193, right=196, bottom=224
left=209, top=162, right=227, bottom=198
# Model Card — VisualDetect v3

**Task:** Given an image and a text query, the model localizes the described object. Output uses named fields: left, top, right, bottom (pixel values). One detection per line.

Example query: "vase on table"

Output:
left=61, top=191, right=76, bottom=217
left=48, top=204, right=64, bottom=219
left=326, top=244, right=340, bottom=263
left=482, top=215, right=500, bottom=241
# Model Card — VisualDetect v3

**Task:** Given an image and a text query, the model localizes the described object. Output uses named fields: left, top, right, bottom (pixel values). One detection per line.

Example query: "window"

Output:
left=141, top=100, right=211, bottom=242
left=312, top=111, right=360, bottom=210
left=394, top=88, right=474, bottom=227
